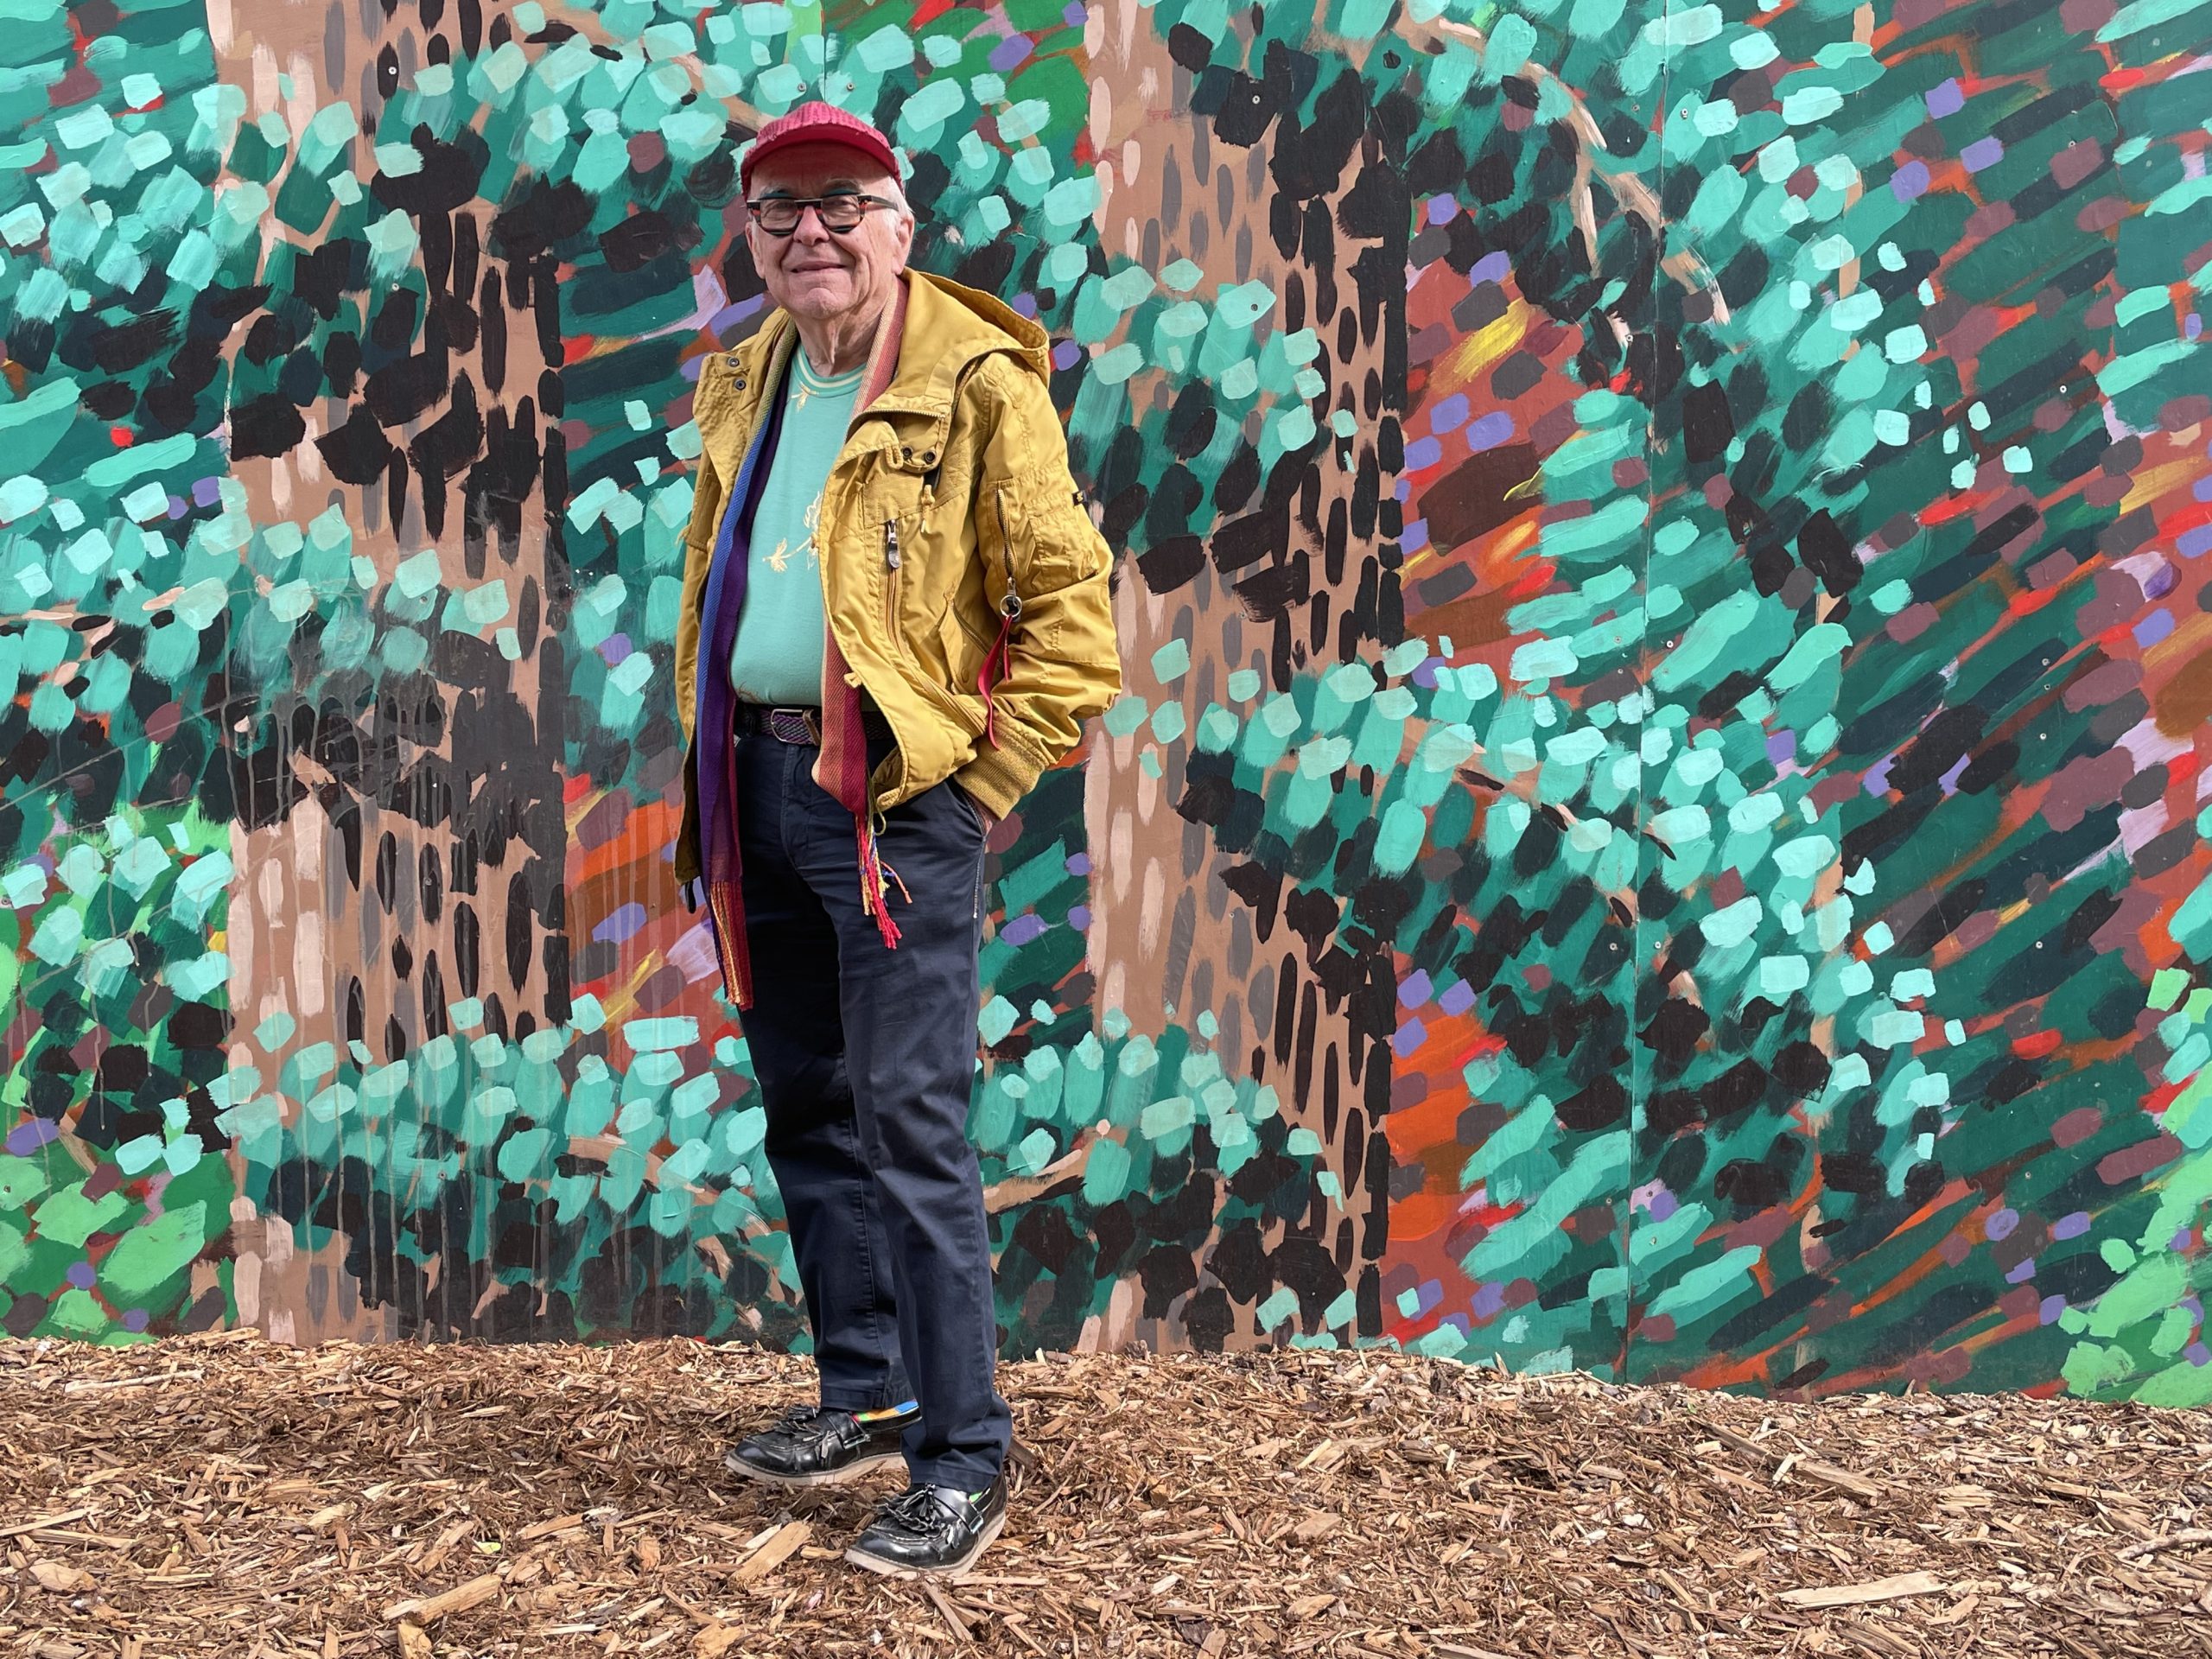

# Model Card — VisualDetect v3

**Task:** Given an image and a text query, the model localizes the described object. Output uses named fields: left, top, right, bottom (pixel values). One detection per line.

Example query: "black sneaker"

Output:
left=843, top=1473, right=1007, bottom=1578
left=723, top=1404, right=916, bottom=1489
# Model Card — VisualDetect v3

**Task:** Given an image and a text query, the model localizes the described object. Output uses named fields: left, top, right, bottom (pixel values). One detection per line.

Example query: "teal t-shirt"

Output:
left=727, top=352, right=866, bottom=705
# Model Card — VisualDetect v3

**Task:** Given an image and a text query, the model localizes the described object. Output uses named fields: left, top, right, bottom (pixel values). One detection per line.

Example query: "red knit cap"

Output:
left=740, top=101, right=899, bottom=195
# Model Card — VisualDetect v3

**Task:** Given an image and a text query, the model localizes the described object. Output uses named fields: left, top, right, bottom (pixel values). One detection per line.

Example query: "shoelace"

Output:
left=875, top=1485, right=957, bottom=1531
left=766, top=1405, right=828, bottom=1437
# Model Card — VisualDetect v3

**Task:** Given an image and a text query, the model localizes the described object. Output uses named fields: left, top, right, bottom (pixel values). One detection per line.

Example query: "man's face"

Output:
left=743, top=142, right=915, bottom=327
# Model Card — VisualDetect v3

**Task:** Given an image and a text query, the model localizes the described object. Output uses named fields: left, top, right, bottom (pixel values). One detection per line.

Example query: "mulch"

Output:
left=0, top=1334, right=2207, bottom=1658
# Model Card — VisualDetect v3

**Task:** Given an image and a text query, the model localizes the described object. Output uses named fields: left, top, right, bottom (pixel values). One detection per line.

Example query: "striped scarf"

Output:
left=696, top=282, right=911, bottom=1011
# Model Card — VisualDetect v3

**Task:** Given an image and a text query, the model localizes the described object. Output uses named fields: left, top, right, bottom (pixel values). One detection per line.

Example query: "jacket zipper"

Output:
left=883, top=518, right=905, bottom=657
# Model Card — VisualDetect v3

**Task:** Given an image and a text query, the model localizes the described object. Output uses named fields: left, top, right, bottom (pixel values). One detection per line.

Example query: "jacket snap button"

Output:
left=923, top=450, right=936, bottom=463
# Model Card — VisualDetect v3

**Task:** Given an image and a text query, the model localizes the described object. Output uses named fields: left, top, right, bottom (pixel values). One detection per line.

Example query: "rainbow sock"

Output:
left=853, top=1401, right=918, bottom=1422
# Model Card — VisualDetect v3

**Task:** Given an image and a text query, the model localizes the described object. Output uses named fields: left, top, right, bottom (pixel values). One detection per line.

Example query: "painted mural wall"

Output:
left=1, top=0, right=2208, bottom=1404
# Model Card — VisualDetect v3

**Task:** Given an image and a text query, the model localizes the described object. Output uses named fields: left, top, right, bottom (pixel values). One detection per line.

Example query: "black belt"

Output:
left=733, top=704, right=894, bottom=745
left=733, top=704, right=821, bottom=744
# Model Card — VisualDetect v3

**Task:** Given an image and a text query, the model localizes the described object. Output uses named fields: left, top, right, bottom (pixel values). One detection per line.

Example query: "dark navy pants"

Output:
left=734, top=721, right=1010, bottom=1491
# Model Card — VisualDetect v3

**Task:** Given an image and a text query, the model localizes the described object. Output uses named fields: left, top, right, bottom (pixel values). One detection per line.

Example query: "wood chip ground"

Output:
left=2, top=1333, right=2208, bottom=1656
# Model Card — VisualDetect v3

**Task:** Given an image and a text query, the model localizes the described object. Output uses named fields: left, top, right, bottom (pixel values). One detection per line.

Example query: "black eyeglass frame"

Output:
left=743, top=193, right=902, bottom=236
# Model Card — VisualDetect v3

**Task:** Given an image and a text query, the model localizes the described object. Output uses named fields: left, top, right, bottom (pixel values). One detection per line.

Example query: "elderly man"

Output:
left=671, top=101, right=1120, bottom=1576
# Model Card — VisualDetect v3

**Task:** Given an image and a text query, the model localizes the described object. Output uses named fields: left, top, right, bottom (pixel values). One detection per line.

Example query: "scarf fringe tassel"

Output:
left=858, top=824, right=905, bottom=950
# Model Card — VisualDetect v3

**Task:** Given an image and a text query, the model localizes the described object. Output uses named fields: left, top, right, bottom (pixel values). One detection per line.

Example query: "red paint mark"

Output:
left=911, top=0, right=957, bottom=24
left=109, top=425, right=134, bottom=446
left=2011, top=1028, right=2062, bottom=1059
left=2160, top=499, right=2212, bottom=538
left=2007, top=586, right=2061, bottom=618
left=1916, top=493, right=1979, bottom=526
left=563, top=334, right=598, bottom=365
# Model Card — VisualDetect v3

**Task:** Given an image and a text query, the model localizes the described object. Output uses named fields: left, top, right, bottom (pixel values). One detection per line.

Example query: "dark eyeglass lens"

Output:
left=755, top=195, right=867, bottom=232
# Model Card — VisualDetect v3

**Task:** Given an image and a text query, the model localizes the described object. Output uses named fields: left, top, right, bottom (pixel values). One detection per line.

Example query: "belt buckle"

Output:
left=768, top=708, right=817, bottom=745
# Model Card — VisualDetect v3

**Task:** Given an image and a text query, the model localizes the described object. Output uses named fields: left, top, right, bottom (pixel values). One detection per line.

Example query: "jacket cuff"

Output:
left=957, top=736, right=1046, bottom=823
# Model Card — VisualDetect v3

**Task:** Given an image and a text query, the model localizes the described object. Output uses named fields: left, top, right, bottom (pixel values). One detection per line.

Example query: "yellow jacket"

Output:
left=672, top=270, right=1121, bottom=886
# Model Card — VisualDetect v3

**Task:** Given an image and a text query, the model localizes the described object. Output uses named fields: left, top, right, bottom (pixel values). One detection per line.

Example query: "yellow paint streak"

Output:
left=2122, top=455, right=2206, bottom=514
left=1438, top=301, right=1528, bottom=385
left=2147, top=608, right=2212, bottom=675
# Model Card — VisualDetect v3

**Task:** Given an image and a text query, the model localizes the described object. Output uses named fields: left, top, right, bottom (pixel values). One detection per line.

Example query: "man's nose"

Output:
left=791, top=207, right=835, bottom=243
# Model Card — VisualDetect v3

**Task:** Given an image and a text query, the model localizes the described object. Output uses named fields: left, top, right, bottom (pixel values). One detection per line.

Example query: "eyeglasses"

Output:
left=745, top=193, right=899, bottom=235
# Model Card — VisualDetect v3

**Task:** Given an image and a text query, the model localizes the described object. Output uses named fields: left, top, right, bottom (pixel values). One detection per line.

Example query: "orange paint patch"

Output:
left=573, top=798, right=683, bottom=889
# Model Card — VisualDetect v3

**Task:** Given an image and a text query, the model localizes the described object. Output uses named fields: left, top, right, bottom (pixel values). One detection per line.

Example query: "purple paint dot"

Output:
left=2174, top=1226, right=2196, bottom=1253
left=1010, top=292, right=1038, bottom=318
left=1466, top=411, right=1514, bottom=453
left=1400, top=969, right=1433, bottom=1008
left=1065, top=852, right=1092, bottom=876
left=1402, top=518, right=1430, bottom=555
left=1961, top=137, right=2003, bottom=173
left=191, top=475, right=222, bottom=507
left=2192, top=475, right=2212, bottom=503
left=1052, top=340, right=1081, bottom=371
left=1926, top=78, right=1965, bottom=118
left=1940, top=753, right=1972, bottom=796
left=2052, top=1211, right=2092, bottom=1240
left=2134, top=608, right=2175, bottom=648
left=1891, top=160, right=1930, bottom=203
left=1426, top=194, right=1457, bottom=226
left=1471, top=251, right=1510, bottom=287
left=2179, top=524, right=2212, bottom=559
left=1986, top=1207, right=2018, bottom=1242
left=999, top=913, right=1048, bottom=946
left=1410, top=658, right=1441, bottom=690
left=593, top=902, right=649, bottom=945
left=1469, top=1281, right=1507, bottom=1319
left=1766, top=730, right=1797, bottom=766
left=166, top=494, right=188, bottom=519
left=2144, top=560, right=2179, bottom=600
left=1648, top=1189, right=1679, bottom=1223
left=1395, top=476, right=1413, bottom=502
left=1430, top=393, right=1471, bottom=435
left=5, top=1119, right=59, bottom=1155
left=988, top=34, right=1033, bottom=72
left=122, top=1309, right=149, bottom=1332
left=67, top=1261, right=97, bottom=1289
left=2039, top=1294, right=2068, bottom=1325
left=2186, top=313, right=2201, bottom=340
left=601, top=633, right=632, bottom=666
left=1439, top=980, right=1475, bottom=1017
left=1402, top=435, right=1443, bottom=471
left=1065, top=904, right=1090, bottom=931
left=2005, top=1256, right=2037, bottom=1283
left=1864, top=756, right=1894, bottom=796
left=1392, top=1017, right=1428, bottom=1058
left=2188, top=1342, right=2212, bottom=1368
